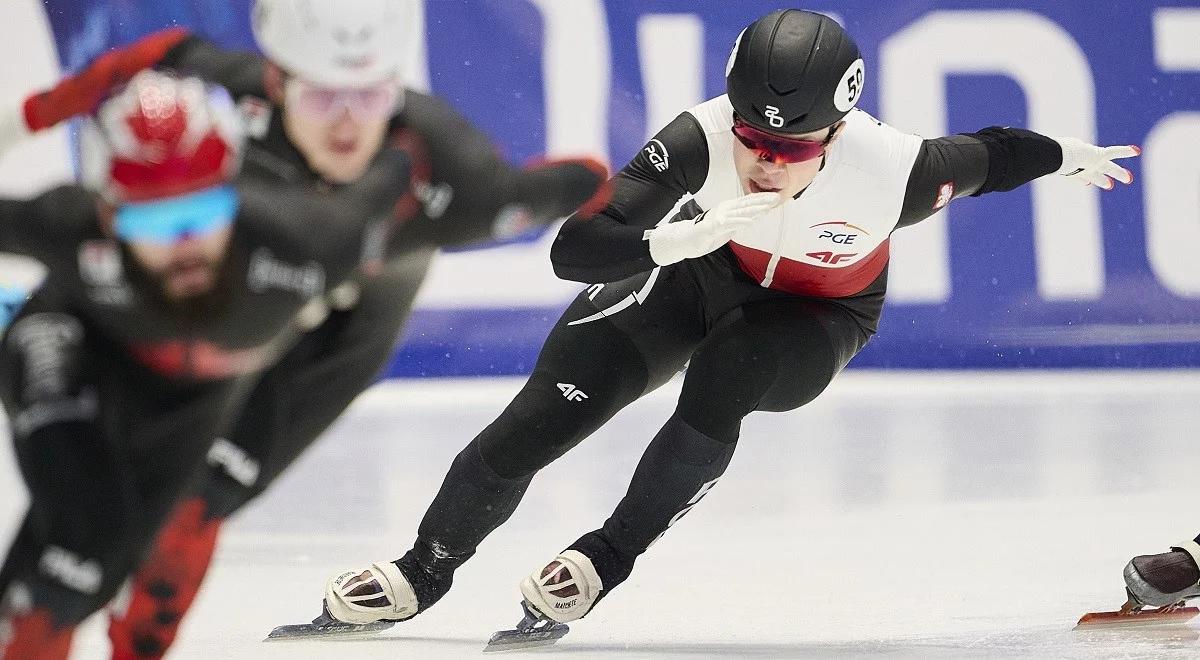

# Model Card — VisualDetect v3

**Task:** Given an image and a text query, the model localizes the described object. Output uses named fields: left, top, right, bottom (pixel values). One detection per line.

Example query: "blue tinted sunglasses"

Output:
left=115, top=185, right=239, bottom=244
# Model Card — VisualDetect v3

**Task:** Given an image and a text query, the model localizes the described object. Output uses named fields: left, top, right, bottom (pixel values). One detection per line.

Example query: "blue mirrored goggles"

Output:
left=114, top=185, right=239, bottom=244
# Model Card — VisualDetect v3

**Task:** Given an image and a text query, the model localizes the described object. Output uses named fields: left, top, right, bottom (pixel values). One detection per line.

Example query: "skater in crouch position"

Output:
left=0, top=70, right=420, bottom=659
left=1, top=1, right=608, bottom=657
left=316, top=8, right=1139, bottom=633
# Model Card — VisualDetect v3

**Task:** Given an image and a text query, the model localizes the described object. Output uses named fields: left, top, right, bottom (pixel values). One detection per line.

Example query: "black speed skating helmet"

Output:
left=725, top=9, right=864, bottom=135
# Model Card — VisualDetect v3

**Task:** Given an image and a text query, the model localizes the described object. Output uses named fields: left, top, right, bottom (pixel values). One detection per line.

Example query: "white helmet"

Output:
left=252, top=0, right=416, bottom=87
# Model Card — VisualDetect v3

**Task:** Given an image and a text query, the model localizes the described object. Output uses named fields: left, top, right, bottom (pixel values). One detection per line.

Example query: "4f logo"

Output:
left=807, top=251, right=858, bottom=264
left=763, top=105, right=785, bottom=128
left=557, top=383, right=589, bottom=402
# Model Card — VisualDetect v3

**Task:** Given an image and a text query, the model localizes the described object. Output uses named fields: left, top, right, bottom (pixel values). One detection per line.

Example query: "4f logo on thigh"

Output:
left=557, top=383, right=589, bottom=402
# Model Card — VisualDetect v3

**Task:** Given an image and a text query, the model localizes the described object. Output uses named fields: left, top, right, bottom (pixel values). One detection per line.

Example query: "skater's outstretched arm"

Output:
left=550, top=112, right=711, bottom=283
left=238, top=146, right=415, bottom=267
left=895, top=125, right=1138, bottom=228
left=394, top=92, right=609, bottom=249
left=0, top=29, right=272, bottom=157
left=0, top=186, right=92, bottom=263
left=2, top=29, right=192, bottom=143
left=157, top=33, right=269, bottom=98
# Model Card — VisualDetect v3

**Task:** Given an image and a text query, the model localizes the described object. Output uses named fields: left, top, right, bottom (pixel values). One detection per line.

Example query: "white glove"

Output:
left=1053, top=137, right=1139, bottom=190
left=0, top=102, right=30, bottom=155
left=646, top=192, right=781, bottom=266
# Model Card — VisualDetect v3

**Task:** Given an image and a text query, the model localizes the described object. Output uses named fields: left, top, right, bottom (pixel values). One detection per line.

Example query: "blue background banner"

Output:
left=34, top=1, right=1200, bottom=373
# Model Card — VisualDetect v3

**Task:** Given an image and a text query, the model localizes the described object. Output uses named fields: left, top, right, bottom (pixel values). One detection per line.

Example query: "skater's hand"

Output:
left=1053, top=137, right=1140, bottom=190
left=646, top=192, right=781, bottom=266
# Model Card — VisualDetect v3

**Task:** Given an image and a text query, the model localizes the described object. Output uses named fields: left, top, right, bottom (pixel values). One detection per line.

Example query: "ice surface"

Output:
left=2, top=371, right=1199, bottom=659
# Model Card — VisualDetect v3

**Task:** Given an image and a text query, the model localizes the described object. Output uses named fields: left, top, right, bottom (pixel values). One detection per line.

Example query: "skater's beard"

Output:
left=122, top=242, right=235, bottom=322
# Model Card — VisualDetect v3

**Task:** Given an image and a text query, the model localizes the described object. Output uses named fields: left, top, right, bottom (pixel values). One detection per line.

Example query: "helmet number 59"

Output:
left=846, top=69, right=863, bottom=104
left=834, top=58, right=866, bottom=112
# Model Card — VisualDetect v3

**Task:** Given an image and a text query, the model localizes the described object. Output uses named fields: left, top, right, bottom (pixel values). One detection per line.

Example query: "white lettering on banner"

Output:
left=1154, top=8, right=1200, bottom=71
left=1145, top=9, right=1200, bottom=297
left=638, top=13, right=704, bottom=141
left=0, top=0, right=72, bottom=195
left=881, top=11, right=1102, bottom=303
left=413, top=5, right=635, bottom=309
left=1145, top=117, right=1200, bottom=296
left=528, top=0, right=610, bottom=157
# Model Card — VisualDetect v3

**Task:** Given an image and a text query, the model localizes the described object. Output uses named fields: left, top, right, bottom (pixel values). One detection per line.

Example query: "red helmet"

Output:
left=80, top=70, right=244, bottom=203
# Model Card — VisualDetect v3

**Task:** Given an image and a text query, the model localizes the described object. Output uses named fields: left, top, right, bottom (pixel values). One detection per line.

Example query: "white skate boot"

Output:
left=484, top=550, right=602, bottom=652
left=325, top=562, right=419, bottom=624
left=265, top=562, right=418, bottom=640
left=519, top=550, right=604, bottom=623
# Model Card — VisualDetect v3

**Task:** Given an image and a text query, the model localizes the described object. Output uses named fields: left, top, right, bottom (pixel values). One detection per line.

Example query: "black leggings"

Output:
left=0, top=295, right=234, bottom=627
left=479, top=258, right=866, bottom=475
left=195, top=253, right=432, bottom=520
left=409, top=253, right=869, bottom=594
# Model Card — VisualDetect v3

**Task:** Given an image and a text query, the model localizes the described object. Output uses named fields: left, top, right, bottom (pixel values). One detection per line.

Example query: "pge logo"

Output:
left=932, top=181, right=955, bottom=211
left=644, top=139, right=669, bottom=172
left=810, top=221, right=869, bottom=245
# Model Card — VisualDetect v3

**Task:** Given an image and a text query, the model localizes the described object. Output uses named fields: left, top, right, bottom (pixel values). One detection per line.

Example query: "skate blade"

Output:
left=483, top=624, right=570, bottom=653
left=265, top=619, right=394, bottom=640
left=483, top=600, right=571, bottom=652
left=265, top=607, right=395, bottom=640
left=1075, top=606, right=1200, bottom=629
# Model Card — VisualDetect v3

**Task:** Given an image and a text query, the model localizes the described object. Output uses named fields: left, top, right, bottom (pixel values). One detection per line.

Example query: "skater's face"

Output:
left=125, top=227, right=231, bottom=300
left=107, top=185, right=237, bottom=301
left=280, top=75, right=399, bottom=184
left=732, top=120, right=845, bottom=198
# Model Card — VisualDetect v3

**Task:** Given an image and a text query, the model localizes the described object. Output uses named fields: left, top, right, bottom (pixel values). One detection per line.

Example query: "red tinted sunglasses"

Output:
left=731, top=116, right=835, bottom=164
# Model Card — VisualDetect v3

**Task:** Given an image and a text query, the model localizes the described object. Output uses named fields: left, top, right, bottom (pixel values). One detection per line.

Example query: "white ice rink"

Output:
left=2, top=371, right=1199, bottom=659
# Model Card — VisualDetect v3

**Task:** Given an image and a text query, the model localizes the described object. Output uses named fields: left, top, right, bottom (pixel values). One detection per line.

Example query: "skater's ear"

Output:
left=823, top=120, right=848, bottom=148
left=263, top=62, right=287, bottom=106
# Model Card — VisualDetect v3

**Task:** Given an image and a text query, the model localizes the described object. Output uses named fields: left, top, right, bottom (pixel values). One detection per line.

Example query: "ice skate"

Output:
left=484, top=550, right=602, bottom=652
left=265, top=562, right=416, bottom=640
left=1076, top=541, right=1200, bottom=629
